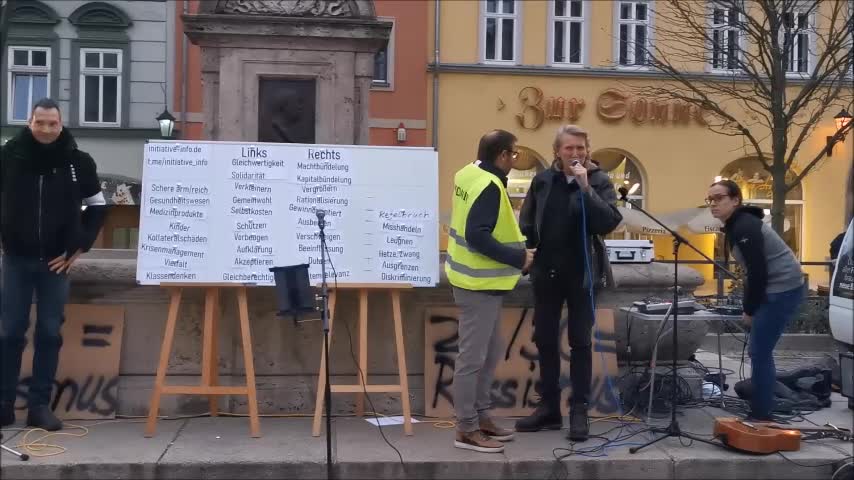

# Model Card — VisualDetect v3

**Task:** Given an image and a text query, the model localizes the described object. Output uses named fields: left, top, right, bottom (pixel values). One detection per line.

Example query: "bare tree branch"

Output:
left=632, top=0, right=853, bottom=236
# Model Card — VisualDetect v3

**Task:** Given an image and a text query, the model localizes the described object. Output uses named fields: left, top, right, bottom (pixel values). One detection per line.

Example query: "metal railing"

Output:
left=653, top=259, right=835, bottom=297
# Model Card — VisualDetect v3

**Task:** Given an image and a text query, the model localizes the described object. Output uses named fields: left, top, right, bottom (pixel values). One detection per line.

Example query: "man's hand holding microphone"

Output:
left=564, top=159, right=590, bottom=192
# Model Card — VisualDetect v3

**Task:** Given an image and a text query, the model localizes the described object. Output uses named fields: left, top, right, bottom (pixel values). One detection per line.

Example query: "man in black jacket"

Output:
left=1, top=98, right=107, bottom=430
left=514, top=125, right=622, bottom=441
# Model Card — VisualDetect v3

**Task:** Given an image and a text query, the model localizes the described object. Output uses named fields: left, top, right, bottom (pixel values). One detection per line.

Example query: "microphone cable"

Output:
left=323, top=242, right=406, bottom=472
left=578, top=186, right=624, bottom=418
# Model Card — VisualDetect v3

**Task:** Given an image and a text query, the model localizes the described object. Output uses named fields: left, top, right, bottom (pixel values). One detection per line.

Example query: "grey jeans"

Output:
left=452, top=287, right=504, bottom=433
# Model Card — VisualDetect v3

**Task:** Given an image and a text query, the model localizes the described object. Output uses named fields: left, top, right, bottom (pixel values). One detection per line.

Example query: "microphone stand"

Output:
left=1, top=433, right=29, bottom=461
left=617, top=189, right=737, bottom=454
left=317, top=209, right=334, bottom=479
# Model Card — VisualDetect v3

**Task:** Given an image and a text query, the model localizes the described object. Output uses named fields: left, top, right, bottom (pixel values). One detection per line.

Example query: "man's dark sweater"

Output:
left=464, top=161, right=526, bottom=271
left=537, top=173, right=584, bottom=274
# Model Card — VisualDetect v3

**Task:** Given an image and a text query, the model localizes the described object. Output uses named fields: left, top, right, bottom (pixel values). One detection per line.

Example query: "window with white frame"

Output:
left=617, top=1, right=650, bottom=66
left=552, top=0, right=584, bottom=65
left=79, top=48, right=122, bottom=125
left=373, top=18, right=394, bottom=87
left=483, top=0, right=517, bottom=62
left=710, top=4, right=740, bottom=70
left=374, top=44, right=390, bottom=85
left=7, top=46, right=51, bottom=123
left=782, top=7, right=813, bottom=74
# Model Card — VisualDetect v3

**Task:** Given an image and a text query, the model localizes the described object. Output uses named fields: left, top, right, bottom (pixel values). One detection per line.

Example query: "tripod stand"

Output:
left=1, top=433, right=30, bottom=461
left=317, top=209, right=334, bottom=479
left=615, top=188, right=737, bottom=454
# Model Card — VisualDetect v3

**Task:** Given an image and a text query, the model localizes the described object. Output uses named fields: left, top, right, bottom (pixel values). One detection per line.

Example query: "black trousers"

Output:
left=531, top=266, right=595, bottom=410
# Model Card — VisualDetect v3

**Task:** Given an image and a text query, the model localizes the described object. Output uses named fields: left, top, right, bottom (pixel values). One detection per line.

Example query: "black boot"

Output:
left=567, top=405, right=589, bottom=442
left=515, top=403, right=562, bottom=432
left=26, top=405, right=63, bottom=431
left=0, top=402, right=14, bottom=427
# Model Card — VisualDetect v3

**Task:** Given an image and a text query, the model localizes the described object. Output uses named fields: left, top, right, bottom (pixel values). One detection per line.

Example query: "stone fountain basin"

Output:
left=613, top=307, right=740, bottom=363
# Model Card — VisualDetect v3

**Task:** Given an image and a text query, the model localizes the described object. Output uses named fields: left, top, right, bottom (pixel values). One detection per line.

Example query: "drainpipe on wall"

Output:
left=181, top=0, right=189, bottom=139
left=431, top=0, right=440, bottom=150
left=0, top=0, right=14, bottom=83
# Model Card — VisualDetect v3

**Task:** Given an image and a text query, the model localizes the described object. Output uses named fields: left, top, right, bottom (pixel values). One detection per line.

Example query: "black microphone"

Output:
left=618, top=186, right=629, bottom=201
left=316, top=209, right=326, bottom=229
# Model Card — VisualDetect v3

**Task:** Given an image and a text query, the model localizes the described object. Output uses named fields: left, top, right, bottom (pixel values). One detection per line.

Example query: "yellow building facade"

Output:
left=428, top=0, right=853, bottom=290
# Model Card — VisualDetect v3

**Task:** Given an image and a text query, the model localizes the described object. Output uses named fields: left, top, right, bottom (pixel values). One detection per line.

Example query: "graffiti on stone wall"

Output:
left=425, top=307, right=620, bottom=418
left=16, top=305, right=125, bottom=420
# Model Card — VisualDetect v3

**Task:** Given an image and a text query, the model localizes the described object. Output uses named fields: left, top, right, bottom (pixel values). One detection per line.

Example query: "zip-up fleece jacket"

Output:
left=724, top=206, right=804, bottom=316
left=1, top=128, right=107, bottom=259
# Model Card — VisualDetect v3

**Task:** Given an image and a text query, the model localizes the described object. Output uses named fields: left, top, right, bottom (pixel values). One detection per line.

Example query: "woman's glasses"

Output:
left=705, top=194, right=730, bottom=206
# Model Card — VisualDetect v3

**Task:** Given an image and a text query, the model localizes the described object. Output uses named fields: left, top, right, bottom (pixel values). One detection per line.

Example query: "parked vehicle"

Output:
left=829, top=218, right=853, bottom=409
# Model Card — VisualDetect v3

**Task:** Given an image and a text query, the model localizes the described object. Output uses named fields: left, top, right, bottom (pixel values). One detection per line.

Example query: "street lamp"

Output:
left=834, top=108, right=852, bottom=133
left=827, top=108, right=852, bottom=157
left=156, top=108, right=176, bottom=139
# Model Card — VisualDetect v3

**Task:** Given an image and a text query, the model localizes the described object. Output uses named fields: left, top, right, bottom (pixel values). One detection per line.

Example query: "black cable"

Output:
left=718, top=315, right=749, bottom=345
left=549, top=421, right=657, bottom=480
left=622, top=343, right=836, bottom=428
left=802, top=439, right=854, bottom=458
left=690, top=355, right=812, bottom=422
left=833, top=460, right=854, bottom=480
left=579, top=191, right=622, bottom=414
left=324, top=243, right=405, bottom=470
left=777, top=452, right=853, bottom=469
left=626, top=305, right=635, bottom=365
left=621, top=363, right=703, bottom=419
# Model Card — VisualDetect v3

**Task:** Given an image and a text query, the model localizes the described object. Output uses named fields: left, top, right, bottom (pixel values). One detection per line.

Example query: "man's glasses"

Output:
left=705, top=194, right=730, bottom=205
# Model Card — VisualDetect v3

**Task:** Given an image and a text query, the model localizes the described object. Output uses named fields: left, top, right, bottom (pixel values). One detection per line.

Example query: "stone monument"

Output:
left=182, top=0, right=392, bottom=144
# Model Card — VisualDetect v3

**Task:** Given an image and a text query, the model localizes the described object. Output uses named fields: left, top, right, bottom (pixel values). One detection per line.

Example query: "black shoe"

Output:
left=744, top=412, right=774, bottom=423
left=0, top=402, right=14, bottom=427
left=515, top=405, right=562, bottom=432
left=568, top=407, right=589, bottom=442
left=26, top=405, right=63, bottom=431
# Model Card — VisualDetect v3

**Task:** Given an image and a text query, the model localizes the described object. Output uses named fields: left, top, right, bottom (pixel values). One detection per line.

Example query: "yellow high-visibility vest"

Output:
left=445, top=163, right=526, bottom=291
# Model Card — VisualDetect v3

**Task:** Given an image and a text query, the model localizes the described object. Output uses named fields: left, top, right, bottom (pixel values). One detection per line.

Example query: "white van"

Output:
left=829, top=218, right=854, bottom=408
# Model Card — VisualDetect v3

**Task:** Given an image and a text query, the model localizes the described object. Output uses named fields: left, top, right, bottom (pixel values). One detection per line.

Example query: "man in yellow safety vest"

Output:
left=445, top=129, right=535, bottom=453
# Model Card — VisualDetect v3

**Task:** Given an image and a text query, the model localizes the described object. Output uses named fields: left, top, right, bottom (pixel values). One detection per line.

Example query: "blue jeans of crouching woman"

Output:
left=748, top=282, right=806, bottom=419
left=0, top=254, right=70, bottom=407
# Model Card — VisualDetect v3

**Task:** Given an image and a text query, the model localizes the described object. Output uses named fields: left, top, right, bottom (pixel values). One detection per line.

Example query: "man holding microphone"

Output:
left=514, top=125, right=622, bottom=441
left=445, top=129, right=535, bottom=453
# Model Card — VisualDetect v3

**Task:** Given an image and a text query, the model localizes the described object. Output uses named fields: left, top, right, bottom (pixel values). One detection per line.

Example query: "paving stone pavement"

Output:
left=1, top=350, right=851, bottom=480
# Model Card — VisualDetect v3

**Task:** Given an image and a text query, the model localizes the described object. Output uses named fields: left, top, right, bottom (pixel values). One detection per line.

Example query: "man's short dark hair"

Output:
left=31, top=97, right=61, bottom=115
left=477, top=129, right=517, bottom=164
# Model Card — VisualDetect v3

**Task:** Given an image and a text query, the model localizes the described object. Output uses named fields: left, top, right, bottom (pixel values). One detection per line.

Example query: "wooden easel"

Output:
left=312, top=283, right=413, bottom=437
left=145, top=283, right=261, bottom=438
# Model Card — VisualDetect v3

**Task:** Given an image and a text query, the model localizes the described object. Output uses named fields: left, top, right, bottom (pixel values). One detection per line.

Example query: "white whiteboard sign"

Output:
left=136, top=140, right=439, bottom=287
